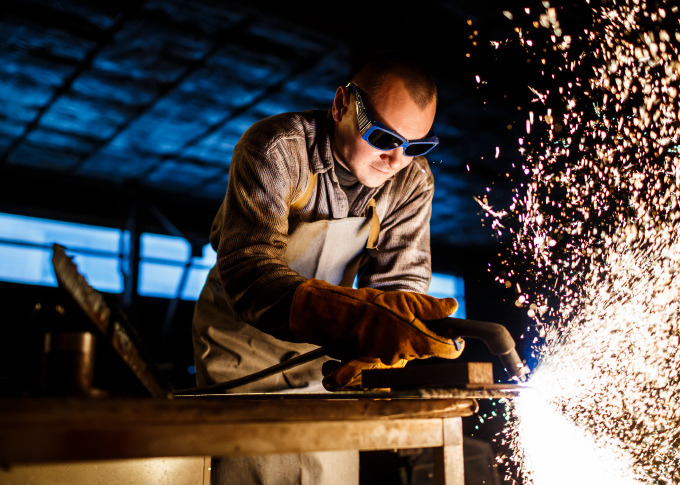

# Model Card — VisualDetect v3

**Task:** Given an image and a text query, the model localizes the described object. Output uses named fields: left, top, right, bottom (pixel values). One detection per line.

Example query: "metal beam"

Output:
left=67, top=15, right=256, bottom=175
left=157, top=260, right=191, bottom=360
left=144, top=47, right=337, bottom=191
left=120, top=185, right=142, bottom=312
left=0, top=3, right=144, bottom=166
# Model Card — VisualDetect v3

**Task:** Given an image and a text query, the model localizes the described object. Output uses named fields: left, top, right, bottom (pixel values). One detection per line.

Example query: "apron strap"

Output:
left=290, top=171, right=317, bottom=212
left=290, top=126, right=320, bottom=213
left=362, top=198, right=381, bottom=249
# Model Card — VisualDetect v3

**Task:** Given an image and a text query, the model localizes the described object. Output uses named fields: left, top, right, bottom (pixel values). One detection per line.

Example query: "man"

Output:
left=192, top=54, right=464, bottom=485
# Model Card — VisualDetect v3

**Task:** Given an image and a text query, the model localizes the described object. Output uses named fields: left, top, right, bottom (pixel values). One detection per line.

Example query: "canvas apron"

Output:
left=193, top=173, right=380, bottom=485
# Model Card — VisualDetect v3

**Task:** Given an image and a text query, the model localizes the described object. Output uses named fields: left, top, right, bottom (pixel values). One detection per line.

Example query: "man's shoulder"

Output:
left=240, top=110, right=322, bottom=153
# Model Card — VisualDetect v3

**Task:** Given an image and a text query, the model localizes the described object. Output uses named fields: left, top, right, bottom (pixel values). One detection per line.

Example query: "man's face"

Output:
left=330, top=76, right=436, bottom=188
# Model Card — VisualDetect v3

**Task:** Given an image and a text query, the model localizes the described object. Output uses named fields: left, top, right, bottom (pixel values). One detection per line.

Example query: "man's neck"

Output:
left=329, top=125, right=354, bottom=174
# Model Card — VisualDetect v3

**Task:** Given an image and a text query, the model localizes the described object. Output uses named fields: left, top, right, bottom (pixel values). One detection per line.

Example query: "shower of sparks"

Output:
left=483, top=1, right=680, bottom=483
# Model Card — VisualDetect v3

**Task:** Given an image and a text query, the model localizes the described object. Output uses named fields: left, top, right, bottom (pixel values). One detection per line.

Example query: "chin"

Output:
left=360, top=173, right=389, bottom=188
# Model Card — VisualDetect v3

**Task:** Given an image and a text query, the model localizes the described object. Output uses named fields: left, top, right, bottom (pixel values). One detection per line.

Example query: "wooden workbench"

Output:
left=0, top=394, right=479, bottom=484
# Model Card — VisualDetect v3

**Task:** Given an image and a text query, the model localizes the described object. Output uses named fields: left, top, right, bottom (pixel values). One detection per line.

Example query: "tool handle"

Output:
left=425, top=317, right=528, bottom=380
left=424, top=317, right=517, bottom=356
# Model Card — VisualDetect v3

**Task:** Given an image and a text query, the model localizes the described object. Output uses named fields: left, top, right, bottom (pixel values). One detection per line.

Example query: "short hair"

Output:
left=350, top=53, right=437, bottom=109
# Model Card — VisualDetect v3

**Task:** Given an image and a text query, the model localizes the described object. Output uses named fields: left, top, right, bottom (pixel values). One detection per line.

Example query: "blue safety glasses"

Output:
left=346, top=82, right=439, bottom=157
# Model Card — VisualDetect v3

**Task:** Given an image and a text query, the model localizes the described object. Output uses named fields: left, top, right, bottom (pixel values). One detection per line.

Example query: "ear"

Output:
left=332, top=85, right=350, bottom=122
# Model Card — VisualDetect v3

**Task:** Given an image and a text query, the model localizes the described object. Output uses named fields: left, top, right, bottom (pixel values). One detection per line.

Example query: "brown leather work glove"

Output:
left=321, top=358, right=408, bottom=391
left=289, top=279, right=465, bottom=365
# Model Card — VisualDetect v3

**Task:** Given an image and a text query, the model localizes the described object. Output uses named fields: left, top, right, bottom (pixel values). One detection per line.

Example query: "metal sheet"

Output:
left=51, top=245, right=173, bottom=398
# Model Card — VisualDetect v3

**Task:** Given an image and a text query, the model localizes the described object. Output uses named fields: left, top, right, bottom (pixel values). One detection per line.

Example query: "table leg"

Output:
left=203, top=456, right=211, bottom=485
left=433, top=417, right=464, bottom=485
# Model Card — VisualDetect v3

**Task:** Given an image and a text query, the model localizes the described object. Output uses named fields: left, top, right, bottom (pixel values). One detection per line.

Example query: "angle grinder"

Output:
left=175, top=317, right=529, bottom=396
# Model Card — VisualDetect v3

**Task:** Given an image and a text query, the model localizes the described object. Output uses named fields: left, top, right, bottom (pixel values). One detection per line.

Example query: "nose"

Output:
left=380, top=147, right=409, bottom=170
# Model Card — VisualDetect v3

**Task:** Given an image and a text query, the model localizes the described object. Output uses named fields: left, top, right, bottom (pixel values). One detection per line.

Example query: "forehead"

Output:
left=362, top=77, right=435, bottom=140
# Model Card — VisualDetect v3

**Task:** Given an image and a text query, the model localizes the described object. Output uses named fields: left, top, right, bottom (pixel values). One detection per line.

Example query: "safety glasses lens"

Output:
left=404, top=143, right=436, bottom=157
left=367, top=128, right=403, bottom=150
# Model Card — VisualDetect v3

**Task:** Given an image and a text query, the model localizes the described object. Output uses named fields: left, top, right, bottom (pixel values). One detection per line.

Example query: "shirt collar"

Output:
left=309, top=109, right=334, bottom=175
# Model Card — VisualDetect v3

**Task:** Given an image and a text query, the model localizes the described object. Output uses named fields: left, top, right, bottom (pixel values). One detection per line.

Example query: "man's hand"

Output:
left=289, top=279, right=465, bottom=365
left=321, top=358, right=408, bottom=391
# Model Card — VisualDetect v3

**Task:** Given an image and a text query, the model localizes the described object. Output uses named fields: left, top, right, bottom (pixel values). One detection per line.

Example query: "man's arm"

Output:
left=215, top=131, right=310, bottom=339
left=358, top=158, right=434, bottom=294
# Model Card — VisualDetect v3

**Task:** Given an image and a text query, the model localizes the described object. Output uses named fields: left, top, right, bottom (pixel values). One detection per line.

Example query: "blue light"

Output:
left=178, top=244, right=216, bottom=301
left=191, top=243, right=217, bottom=268
left=137, top=242, right=215, bottom=300
left=352, top=271, right=466, bottom=319
left=0, top=244, right=56, bottom=287
left=0, top=212, right=463, bottom=313
left=70, top=254, right=123, bottom=293
left=140, top=233, right=190, bottom=263
left=429, top=273, right=466, bottom=319
left=187, top=365, right=196, bottom=375
left=181, top=267, right=210, bottom=300
left=0, top=213, right=122, bottom=292
left=0, top=213, right=120, bottom=252
left=138, top=262, right=185, bottom=298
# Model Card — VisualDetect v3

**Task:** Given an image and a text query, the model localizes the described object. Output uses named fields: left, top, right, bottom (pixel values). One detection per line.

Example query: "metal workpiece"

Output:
left=361, top=362, right=496, bottom=391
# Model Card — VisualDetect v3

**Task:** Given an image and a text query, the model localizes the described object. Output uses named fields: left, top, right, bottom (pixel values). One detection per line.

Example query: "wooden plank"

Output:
left=362, top=363, right=494, bottom=390
left=0, top=397, right=475, bottom=425
left=0, top=457, right=206, bottom=485
left=433, top=417, right=465, bottom=485
left=1, top=419, right=444, bottom=464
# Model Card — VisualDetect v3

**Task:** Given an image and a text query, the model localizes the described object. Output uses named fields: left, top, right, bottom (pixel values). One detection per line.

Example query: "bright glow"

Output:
left=513, top=373, right=639, bottom=485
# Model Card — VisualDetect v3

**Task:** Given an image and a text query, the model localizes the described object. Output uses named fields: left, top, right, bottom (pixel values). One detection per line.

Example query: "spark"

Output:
left=482, top=1, right=680, bottom=483
left=474, top=195, right=508, bottom=220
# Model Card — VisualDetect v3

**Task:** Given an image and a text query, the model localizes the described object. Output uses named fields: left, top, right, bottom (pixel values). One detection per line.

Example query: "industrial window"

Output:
left=0, top=212, right=215, bottom=300
left=0, top=212, right=124, bottom=292
left=138, top=233, right=216, bottom=300
left=0, top=212, right=465, bottom=314
left=429, top=273, right=466, bottom=318
left=352, top=273, right=466, bottom=318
